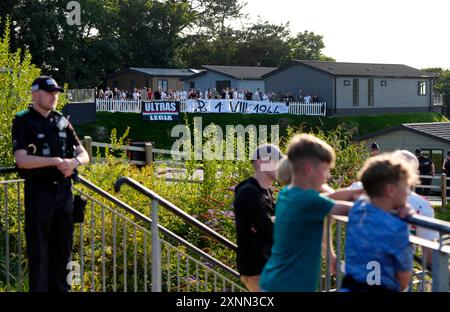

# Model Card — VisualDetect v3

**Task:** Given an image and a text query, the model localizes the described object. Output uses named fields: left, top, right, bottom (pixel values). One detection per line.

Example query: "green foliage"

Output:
left=113, top=0, right=194, bottom=69
left=0, top=19, right=40, bottom=166
left=0, top=19, right=69, bottom=166
left=74, top=111, right=448, bottom=151
left=179, top=19, right=333, bottom=68
left=423, top=67, right=450, bottom=113
left=283, top=123, right=369, bottom=187
left=2, top=0, right=333, bottom=84
left=288, top=30, right=330, bottom=61
left=2, top=122, right=448, bottom=291
left=0, top=171, right=27, bottom=291
left=1, top=0, right=194, bottom=88
left=233, top=21, right=292, bottom=67
left=436, top=207, right=450, bottom=222
left=71, top=122, right=368, bottom=291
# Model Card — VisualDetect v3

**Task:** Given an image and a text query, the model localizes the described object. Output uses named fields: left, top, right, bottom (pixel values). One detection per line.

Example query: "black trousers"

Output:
left=418, top=175, right=432, bottom=196
left=24, top=180, right=74, bottom=292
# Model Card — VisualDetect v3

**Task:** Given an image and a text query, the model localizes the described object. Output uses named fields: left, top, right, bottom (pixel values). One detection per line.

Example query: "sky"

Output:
left=242, top=0, right=449, bottom=69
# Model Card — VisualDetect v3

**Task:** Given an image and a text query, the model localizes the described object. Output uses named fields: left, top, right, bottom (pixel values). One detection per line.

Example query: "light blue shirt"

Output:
left=345, top=200, right=413, bottom=291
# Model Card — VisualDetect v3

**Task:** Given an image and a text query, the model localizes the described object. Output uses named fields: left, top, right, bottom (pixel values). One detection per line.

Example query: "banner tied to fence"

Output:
left=142, top=101, right=180, bottom=121
left=183, top=99, right=289, bottom=114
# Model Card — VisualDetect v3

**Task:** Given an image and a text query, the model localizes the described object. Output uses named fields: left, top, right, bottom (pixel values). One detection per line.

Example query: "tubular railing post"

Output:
left=431, top=239, right=449, bottom=292
left=17, top=182, right=23, bottom=291
left=151, top=199, right=162, bottom=292
left=420, top=249, right=427, bottom=292
left=114, top=177, right=238, bottom=252
left=325, top=216, right=331, bottom=292
left=83, top=136, right=93, bottom=163
left=145, top=143, right=153, bottom=166
left=4, top=184, right=10, bottom=287
left=335, top=220, right=342, bottom=291
left=441, top=173, right=447, bottom=209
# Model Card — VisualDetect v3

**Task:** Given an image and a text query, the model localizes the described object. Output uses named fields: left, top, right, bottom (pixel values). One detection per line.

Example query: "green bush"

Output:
left=74, top=111, right=449, bottom=151
left=0, top=19, right=40, bottom=167
left=68, top=124, right=369, bottom=291
left=4, top=122, right=444, bottom=291
left=0, top=19, right=69, bottom=167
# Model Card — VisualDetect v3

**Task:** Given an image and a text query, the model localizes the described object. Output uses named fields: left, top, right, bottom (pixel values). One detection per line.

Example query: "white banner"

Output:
left=184, top=99, right=289, bottom=114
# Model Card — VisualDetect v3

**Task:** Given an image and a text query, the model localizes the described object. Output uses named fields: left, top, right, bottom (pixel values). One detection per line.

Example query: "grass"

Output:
left=436, top=206, right=450, bottom=221
left=74, top=112, right=448, bottom=150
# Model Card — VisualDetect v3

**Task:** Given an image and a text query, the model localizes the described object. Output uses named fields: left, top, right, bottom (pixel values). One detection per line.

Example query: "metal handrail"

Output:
left=4, top=167, right=447, bottom=239
left=0, top=167, right=240, bottom=278
left=114, top=176, right=238, bottom=252
left=332, top=215, right=450, bottom=254
left=329, top=215, right=449, bottom=292
left=75, top=175, right=239, bottom=278
left=0, top=167, right=17, bottom=174
left=332, top=213, right=450, bottom=237
left=404, top=213, right=450, bottom=235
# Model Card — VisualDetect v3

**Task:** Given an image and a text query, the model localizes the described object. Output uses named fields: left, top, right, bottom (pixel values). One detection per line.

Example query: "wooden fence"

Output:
left=82, top=136, right=184, bottom=166
left=82, top=136, right=449, bottom=208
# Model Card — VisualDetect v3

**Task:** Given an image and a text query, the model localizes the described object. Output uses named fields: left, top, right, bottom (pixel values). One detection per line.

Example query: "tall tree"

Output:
left=2, top=0, right=335, bottom=87
left=288, top=30, right=333, bottom=61
left=424, top=67, right=450, bottom=111
left=233, top=21, right=291, bottom=67
left=1, top=0, right=117, bottom=87
left=1, top=0, right=194, bottom=87
left=178, top=0, right=246, bottom=66
left=113, top=0, right=193, bottom=68
left=0, top=19, right=41, bottom=166
left=190, top=0, right=246, bottom=36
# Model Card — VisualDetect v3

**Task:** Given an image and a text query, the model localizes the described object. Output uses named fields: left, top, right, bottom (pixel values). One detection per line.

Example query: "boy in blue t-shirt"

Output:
left=342, top=154, right=417, bottom=292
left=260, top=134, right=362, bottom=292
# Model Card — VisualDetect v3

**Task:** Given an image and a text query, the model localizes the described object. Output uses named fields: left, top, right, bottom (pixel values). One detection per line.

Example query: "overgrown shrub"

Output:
left=0, top=18, right=68, bottom=167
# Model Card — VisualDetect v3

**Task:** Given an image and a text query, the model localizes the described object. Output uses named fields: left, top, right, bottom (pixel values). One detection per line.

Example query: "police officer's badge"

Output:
left=56, top=116, right=69, bottom=131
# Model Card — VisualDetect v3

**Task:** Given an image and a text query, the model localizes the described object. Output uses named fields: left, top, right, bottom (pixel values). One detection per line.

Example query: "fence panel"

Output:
left=0, top=174, right=245, bottom=292
left=96, top=99, right=142, bottom=113
left=96, top=99, right=326, bottom=116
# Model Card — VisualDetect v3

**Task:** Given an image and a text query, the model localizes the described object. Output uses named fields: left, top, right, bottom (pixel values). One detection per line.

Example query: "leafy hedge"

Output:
left=74, top=111, right=448, bottom=150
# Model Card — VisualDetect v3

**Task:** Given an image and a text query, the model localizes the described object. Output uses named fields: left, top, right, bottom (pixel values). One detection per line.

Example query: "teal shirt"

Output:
left=259, top=186, right=335, bottom=291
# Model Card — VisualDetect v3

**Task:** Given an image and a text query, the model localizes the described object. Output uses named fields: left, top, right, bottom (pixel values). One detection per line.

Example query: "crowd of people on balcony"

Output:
left=96, top=86, right=322, bottom=103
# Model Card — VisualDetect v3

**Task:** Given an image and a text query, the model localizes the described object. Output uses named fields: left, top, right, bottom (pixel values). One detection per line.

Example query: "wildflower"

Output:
left=223, top=211, right=235, bottom=218
left=203, top=262, right=214, bottom=269
left=188, top=276, right=197, bottom=284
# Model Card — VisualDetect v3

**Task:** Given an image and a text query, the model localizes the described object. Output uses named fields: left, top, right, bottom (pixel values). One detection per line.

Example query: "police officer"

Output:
left=370, top=142, right=381, bottom=157
left=11, top=76, right=89, bottom=292
left=442, top=151, right=450, bottom=196
left=415, top=148, right=435, bottom=196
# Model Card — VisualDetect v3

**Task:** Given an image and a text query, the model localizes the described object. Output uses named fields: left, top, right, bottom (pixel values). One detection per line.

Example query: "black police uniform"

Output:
left=444, top=157, right=450, bottom=196
left=417, top=154, right=433, bottom=196
left=11, top=106, right=81, bottom=292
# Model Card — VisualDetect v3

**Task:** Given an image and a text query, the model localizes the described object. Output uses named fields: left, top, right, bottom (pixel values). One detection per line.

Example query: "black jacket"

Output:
left=12, top=107, right=80, bottom=183
left=233, top=177, right=274, bottom=276
left=418, top=155, right=433, bottom=175
left=444, top=158, right=450, bottom=176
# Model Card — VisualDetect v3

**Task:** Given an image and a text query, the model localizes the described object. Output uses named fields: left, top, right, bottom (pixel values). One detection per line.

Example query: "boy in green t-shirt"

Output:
left=260, top=134, right=360, bottom=292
